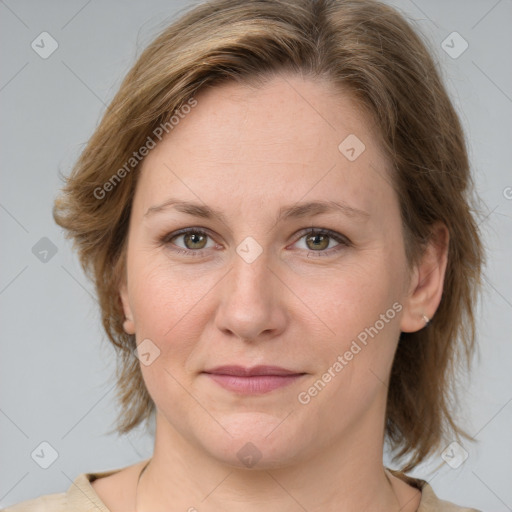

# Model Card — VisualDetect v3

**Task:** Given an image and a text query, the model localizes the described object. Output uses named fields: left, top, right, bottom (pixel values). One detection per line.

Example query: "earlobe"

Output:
left=119, top=281, right=136, bottom=335
left=123, top=318, right=136, bottom=335
left=400, top=222, right=449, bottom=333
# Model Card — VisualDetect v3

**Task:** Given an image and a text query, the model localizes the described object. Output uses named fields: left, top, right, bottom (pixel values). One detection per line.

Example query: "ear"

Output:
left=119, top=278, right=136, bottom=335
left=400, top=222, right=449, bottom=333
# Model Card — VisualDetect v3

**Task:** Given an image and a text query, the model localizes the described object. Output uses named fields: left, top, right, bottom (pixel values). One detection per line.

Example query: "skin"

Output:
left=92, top=73, right=448, bottom=511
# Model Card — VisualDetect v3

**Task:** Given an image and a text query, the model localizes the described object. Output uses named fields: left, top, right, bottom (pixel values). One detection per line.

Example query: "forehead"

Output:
left=135, top=73, right=394, bottom=220
left=165, top=74, right=380, bottom=160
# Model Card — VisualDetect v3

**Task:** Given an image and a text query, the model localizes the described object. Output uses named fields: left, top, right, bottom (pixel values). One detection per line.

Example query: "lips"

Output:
left=202, top=365, right=306, bottom=394
left=204, top=365, right=301, bottom=377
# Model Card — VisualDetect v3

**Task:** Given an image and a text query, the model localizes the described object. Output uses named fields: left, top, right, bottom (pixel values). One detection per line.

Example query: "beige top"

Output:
left=2, top=461, right=481, bottom=511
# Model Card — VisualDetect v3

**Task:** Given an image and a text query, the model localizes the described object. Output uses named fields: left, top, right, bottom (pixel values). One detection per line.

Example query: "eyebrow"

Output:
left=144, top=198, right=370, bottom=222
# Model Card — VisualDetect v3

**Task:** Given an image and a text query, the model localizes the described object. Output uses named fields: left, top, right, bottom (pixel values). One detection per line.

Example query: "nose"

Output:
left=214, top=248, right=288, bottom=342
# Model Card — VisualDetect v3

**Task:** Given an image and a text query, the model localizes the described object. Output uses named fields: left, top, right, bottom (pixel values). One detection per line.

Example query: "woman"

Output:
left=5, top=0, right=484, bottom=510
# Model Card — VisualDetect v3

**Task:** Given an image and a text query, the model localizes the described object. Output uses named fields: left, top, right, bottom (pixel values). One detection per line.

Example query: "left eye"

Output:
left=293, top=228, right=349, bottom=255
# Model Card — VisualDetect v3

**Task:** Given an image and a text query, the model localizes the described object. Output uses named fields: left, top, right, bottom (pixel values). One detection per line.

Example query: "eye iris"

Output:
left=306, top=233, right=329, bottom=250
left=184, top=232, right=207, bottom=249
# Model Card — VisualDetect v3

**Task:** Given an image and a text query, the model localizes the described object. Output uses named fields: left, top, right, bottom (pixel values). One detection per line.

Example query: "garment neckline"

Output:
left=72, top=461, right=431, bottom=511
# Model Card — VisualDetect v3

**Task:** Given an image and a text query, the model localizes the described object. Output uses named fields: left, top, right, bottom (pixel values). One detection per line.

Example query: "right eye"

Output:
left=160, top=228, right=218, bottom=256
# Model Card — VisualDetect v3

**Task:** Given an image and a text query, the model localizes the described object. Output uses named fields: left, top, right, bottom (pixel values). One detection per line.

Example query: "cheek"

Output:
left=128, top=259, right=208, bottom=413
left=293, top=265, right=403, bottom=435
left=128, top=258, right=197, bottom=354
left=302, top=251, right=404, bottom=342
left=294, top=247, right=405, bottom=406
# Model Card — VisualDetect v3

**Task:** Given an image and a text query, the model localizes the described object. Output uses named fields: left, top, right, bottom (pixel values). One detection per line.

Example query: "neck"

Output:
left=135, top=407, right=404, bottom=511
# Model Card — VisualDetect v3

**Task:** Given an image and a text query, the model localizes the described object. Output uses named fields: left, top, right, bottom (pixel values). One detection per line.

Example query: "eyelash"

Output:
left=159, top=227, right=351, bottom=258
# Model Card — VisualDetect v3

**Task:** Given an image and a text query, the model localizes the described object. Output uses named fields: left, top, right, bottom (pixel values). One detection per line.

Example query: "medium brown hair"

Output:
left=54, top=0, right=484, bottom=471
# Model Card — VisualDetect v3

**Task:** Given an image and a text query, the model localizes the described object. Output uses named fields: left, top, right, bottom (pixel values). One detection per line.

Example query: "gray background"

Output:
left=1, top=0, right=511, bottom=510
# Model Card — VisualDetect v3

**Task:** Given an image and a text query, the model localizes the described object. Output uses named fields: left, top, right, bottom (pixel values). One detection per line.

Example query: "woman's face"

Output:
left=120, top=74, right=420, bottom=468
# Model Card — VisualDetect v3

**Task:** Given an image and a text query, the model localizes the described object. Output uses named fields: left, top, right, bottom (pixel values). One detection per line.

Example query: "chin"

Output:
left=197, top=411, right=309, bottom=470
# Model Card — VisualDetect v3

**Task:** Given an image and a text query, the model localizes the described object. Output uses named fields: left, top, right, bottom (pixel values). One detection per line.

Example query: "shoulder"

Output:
left=1, top=459, right=149, bottom=512
left=419, top=483, right=482, bottom=512
left=385, top=468, right=482, bottom=512
left=1, top=492, right=66, bottom=511
left=0, top=459, right=149, bottom=512
left=0, top=472, right=109, bottom=512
